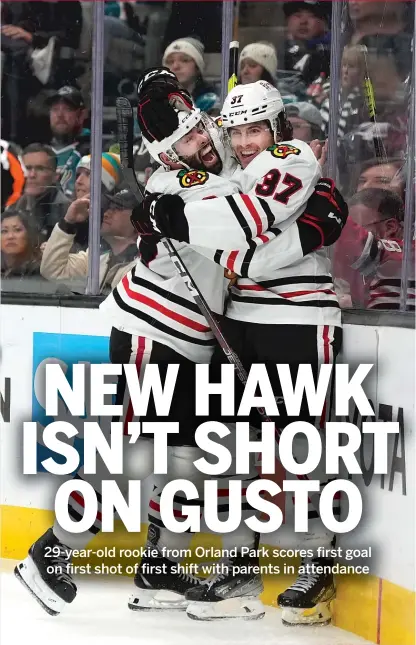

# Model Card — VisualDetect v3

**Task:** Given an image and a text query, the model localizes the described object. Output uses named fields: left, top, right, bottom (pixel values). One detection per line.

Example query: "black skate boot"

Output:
left=278, top=557, right=335, bottom=625
left=128, top=524, right=203, bottom=611
left=185, top=550, right=265, bottom=621
left=14, top=528, right=77, bottom=615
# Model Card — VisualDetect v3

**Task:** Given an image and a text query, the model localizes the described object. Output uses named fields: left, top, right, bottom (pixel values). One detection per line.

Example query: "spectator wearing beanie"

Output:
left=70, top=152, right=122, bottom=249
left=286, top=102, right=323, bottom=142
left=74, top=153, right=122, bottom=200
left=239, top=42, right=278, bottom=85
left=163, top=37, right=220, bottom=114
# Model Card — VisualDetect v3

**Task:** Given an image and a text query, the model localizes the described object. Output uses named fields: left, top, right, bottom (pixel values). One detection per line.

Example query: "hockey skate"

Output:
left=128, top=550, right=203, bottom=611
left=128, top=524, right=203, bottom=611
left=278, top=557, right=335, bottom=626
left=14, top=528, right=76, bottom=616
left=185, top=551, right=265, bottom=621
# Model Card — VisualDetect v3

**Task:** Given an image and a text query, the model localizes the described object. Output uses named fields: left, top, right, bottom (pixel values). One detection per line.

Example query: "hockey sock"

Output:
left=52, top=436, right=154, bottom=550
left=147, top=484, right=195, bottom=560
left=218, top=473, right=261, bottom=551
left=146, top=445, right=205, bottom=562
left=52, top=473, right=103, bottom=550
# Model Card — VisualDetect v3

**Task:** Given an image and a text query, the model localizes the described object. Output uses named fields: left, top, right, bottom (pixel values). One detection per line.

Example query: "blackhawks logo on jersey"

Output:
left=268, top=144, right=301, bottom=159
left=177, top=169, right=209, bottom=188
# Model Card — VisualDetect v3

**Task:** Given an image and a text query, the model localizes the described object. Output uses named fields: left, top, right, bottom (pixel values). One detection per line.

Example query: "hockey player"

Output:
left=14, top=71, right=346, bottom=620
left=13, top=69, right=239, bottom=618
left=105, top=71, right=346, bottom=621
left=14, top=79, right=230, bottom=617
left=133, top=80, right=347, bottom=624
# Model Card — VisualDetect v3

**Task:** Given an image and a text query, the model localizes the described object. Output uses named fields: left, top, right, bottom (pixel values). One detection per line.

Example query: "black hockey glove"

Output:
left=137, top=67, right=194, bottom=143
left=298, top=178, right=348, bottom=250
left=131, top=193, right=189, bottom=242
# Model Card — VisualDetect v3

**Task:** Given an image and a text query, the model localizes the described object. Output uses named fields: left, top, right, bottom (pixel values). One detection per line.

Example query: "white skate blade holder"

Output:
left=14, top=556, right=67, bottom=616
left=281, top=600, right=333, bottom=626
left=186, top=596, right=265, bottom=621
left=128, top=587, right=189, bottom=611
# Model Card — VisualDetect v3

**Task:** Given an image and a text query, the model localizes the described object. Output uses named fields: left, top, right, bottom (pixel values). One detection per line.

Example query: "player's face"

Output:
left=175, top=123, right=221, bottom=173
left=228, top=121, right=274, bottom=168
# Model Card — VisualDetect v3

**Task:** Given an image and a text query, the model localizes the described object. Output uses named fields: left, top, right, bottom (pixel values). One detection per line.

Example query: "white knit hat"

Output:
left=163, top=37, right=205, bottom=74
left=239, top=42, right=278, bottom=80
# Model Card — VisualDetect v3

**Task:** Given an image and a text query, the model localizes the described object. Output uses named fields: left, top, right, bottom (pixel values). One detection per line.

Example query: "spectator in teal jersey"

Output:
left=45, top=87, right=91, bottom=200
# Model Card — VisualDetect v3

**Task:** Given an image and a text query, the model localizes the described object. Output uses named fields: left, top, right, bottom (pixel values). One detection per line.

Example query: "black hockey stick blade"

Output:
left=116, top=96, right=145, bottom=201
left=115, top=97, right=135, bottom=169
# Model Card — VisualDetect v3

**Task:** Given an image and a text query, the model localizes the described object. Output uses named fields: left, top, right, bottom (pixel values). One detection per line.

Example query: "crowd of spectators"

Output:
left=1, top=0, right=414, bottom=311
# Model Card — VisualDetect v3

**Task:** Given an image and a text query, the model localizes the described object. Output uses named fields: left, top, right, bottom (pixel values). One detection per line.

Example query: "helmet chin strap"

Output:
left=164, top=147, right=193, bottom=170
left=270, top=116, right=283, bottom=143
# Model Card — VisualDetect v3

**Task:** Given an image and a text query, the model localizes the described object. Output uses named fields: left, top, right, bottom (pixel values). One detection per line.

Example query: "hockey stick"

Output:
left=228, top=1, right=240, bottom=92
left=115, top=97, right=249, bottom=365
left=228, top=40, right=239, bottom=93
left=360, top=45, right=388, bottom=163
left=115, top=96, right=320, bottom=509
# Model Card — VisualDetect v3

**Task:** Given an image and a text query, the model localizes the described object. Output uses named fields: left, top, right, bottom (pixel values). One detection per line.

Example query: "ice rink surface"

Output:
left=1, top=561, right=375, bottom=645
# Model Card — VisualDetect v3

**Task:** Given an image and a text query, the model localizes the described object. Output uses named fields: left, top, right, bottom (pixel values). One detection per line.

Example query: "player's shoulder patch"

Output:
left=177, top=169, right=209, bottom=188
left=267, top=144, right=301, bottom=159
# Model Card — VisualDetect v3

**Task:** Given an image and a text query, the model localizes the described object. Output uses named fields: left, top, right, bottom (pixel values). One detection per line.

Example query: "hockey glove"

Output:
left=131, top=193, right=189, bottom=242
left=137, top=67, right=194, bottom=143
left=298, top=178, right=348, bottom=250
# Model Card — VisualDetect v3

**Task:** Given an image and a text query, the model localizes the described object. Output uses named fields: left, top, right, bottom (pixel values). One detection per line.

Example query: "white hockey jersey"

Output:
left=101, top=139, right=341, bottom=360
left=182, top=140, right=321, bottom=250
left=100, top=167, right=233, bottom=362
left=181, top=140, right=341, bottom=327
left=100, top=155, right=327, bottom=360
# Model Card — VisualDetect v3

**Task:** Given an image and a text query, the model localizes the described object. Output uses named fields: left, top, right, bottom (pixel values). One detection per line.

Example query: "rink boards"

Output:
left=0, top=303, right=415, bottom=645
